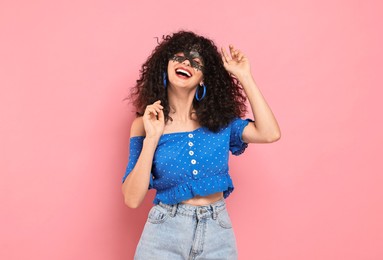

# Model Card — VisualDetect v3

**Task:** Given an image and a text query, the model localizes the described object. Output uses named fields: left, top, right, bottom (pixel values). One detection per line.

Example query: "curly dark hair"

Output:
left=129, top=30, right=247, bottom=132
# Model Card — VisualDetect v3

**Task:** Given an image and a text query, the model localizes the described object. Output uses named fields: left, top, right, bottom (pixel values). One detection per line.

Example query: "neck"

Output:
left=167, top=86, right=196, bottom=122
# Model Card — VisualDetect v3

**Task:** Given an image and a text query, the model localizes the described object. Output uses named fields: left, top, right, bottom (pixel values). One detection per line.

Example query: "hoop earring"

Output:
left=163, top=72, right=167, bottom=88
left=195, top=83, right=206, bottom=101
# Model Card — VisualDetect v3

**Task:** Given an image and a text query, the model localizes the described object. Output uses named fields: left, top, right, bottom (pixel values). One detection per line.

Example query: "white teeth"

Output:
left=176, top=69, right=191, bottom=77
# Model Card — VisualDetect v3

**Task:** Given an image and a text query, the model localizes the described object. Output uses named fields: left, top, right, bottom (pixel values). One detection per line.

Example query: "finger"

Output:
left=146, top=102, right=163, bottom=112
left=230, top=45, right=243, bottom=59
left=145, top=107, right=158, bottom=116
left=157, top=108, right=165, bottom=122
left=221, top=47, right=227, bottom=62
left=153, top=106, right=163, bottom=115
left=151, top=104, right=163, bottom=111
left=146, top=110, right=156, bottom=118
left=237, top=52, right=245, bottom=61
left=154, top=102, right=164, bottom=108
left=152, top=100, right=164, bottom=110
left=229, top=45, right=236, bottom=58
left=221, top=47, right=230, bottom=63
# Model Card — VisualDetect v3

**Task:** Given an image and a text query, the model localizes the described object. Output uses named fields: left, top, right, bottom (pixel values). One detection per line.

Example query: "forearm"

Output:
left=122, top=137, right=158, bottom=208
left=238, top=73, right=281, bottom=142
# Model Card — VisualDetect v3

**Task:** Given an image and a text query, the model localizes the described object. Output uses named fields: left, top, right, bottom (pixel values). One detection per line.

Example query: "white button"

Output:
left=193, top=170, right=198, bottom=175
left=188, top=142, right=194, bottom=147
left=189, top=151, right=194, bottom=156
left=191, top=159, right=196, bottom=164
left=188, top=133, right=194, bottom=138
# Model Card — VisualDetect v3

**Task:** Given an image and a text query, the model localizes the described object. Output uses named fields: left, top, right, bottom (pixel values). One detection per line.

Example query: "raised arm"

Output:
left=221, top=45, right=281, bottom=143
left=122, top=101, right=164, bottom=208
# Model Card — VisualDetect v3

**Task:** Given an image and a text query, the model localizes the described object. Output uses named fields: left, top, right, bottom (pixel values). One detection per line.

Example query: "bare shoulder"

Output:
left=130, top=117, right=146, bottom=137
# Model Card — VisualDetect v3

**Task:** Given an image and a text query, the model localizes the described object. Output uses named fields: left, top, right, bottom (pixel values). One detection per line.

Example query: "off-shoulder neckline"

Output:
left=130, top=127, right=203, bottom=139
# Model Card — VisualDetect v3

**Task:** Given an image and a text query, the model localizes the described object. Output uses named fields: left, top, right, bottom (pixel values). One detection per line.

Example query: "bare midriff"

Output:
left=181, top=191, right=224, bottom=206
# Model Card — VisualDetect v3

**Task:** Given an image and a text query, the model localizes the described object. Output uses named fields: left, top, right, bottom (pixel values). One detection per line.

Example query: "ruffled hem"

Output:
left=231, top=143, right=249, bottom=156
left=229, top=118, right=253, bottom=156
left=153, top=173, right=234, bottom=205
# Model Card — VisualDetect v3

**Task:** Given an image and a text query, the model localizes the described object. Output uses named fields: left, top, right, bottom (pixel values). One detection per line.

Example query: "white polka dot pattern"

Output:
left=122, top=118, right=252, bottom=205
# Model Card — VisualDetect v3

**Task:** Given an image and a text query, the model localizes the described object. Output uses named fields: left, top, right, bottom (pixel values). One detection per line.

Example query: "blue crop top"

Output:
left=122, top=117, right=252, bottom=205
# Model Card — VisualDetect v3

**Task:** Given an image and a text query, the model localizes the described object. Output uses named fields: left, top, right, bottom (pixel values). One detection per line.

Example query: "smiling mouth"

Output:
left=175, top=68, right=192, bottom=78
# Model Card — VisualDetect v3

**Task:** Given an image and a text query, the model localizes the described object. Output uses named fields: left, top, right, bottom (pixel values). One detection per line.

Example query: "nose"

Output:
left=181, top=58, right=191, bottom=67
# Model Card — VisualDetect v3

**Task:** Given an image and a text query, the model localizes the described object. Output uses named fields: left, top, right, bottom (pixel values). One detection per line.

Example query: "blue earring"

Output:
left=195, top=83, right=206, bottom=101
left=163, top=72, right=167, bottom=88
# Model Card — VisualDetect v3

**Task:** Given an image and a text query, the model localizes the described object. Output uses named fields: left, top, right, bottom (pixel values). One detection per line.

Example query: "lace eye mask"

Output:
left=171, top=50, right=204, bottom=72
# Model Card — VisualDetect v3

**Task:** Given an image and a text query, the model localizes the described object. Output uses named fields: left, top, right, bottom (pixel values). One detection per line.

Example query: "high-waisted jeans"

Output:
left=134, top=198, right=238, bottom=260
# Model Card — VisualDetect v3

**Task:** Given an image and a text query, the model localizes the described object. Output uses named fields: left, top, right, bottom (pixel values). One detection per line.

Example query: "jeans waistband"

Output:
left=158, top=198, right=226, bottom=220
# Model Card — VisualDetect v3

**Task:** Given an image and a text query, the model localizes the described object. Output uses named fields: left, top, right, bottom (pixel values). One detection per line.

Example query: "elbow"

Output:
left=125, top=202, right=141, bottom=209
left=124, top=197, right=142, bottom=209
left=266, top=131, right=281, bottom=143
left=122, top=190, right=143, bottom=209
left=121, top=179, right=148, bottom=209
left=122, top=179, right=142, bottom=209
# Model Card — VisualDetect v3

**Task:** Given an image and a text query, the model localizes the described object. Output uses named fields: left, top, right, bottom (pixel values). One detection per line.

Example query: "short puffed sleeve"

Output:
left=121, top=136, right=154, bottom=189
left=229, top=118, right=253, bottom=156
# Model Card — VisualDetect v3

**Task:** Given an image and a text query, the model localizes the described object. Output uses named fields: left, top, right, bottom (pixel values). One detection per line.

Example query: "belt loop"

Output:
left=170, top=204, right=178, bottom=217
left=211, top=205, right=217, bottom=220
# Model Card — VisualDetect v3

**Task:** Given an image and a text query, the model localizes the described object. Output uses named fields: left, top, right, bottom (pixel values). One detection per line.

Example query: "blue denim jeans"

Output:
left=134, top=198, right=238, bottom=260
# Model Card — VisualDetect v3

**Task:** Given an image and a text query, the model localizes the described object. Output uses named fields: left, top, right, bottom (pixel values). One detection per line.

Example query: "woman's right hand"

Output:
left=143, top=100, right=165, bottom=139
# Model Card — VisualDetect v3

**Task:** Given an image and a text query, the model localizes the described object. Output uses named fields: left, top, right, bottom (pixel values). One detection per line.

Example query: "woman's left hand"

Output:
left=221, top=45, right=251, bottom=79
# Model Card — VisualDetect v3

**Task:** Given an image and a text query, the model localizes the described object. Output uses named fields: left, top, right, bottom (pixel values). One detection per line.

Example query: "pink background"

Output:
left=1, top=0, right=382, bottom=259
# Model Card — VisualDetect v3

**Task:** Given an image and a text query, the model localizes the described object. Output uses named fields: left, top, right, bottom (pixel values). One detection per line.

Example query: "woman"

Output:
left=122, top=31, right=280, bottom=259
